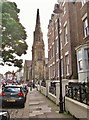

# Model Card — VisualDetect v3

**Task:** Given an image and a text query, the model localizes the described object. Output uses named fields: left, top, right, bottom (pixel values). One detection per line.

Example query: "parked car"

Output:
left=22, top=84, right=29, bottom=96
left=0, top=110, right=10, bottom=120
left=0, top=84, right=26, bottom=108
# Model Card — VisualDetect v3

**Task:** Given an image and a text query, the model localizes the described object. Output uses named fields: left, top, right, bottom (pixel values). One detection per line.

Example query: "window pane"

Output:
left=61, top=59, right=63, bottom=76
left=84, top=48, right=89, bottom=69
left=60, top=34, right=62, bottom=49
left=64, top=25, right=68, bottom=44
left=56, top=40, right=58, bottom=53
left=78, top=50, right=82, bottom=59
left=4, top=87, right=20, bottom=93
left=83, top=18, right=89, bottom=37
left=81, top=0, right=86, bottom=6
left=79, top=60, right=83, bottom=70
left=65, top=55, right=69, bottom=74
left=85, top=59, right=89, bottom=69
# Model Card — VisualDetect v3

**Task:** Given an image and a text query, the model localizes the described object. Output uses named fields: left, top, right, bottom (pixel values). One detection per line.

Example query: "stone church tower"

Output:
left=32, top=9, right=45, bottom=82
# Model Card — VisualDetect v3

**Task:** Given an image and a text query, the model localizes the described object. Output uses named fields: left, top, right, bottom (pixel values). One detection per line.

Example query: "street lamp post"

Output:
left=53, top=3, right=64, bottom=113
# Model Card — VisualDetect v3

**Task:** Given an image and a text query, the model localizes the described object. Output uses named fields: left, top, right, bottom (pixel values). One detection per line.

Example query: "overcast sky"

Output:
left=9, top=0, right=57, bottom=59
left=0, top=0, right=57, bottom=74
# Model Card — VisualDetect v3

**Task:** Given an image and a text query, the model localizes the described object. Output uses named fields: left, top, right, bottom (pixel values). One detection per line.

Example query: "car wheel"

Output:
left=6, top=111, right=10, bottom=120
left=25, top=96, right=27, bottom=102
left=0, top=110, right=10, bottom=120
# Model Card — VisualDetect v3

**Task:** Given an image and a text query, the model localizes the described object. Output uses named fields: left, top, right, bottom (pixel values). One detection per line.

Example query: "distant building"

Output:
left=24, top=60, right=32, bottom=82
left=44, top=58, right=49, bottom=80
left=15, top=68, right=24, bottom=82
left=4, top=71, right=14, bottom=82
left=32, top=9, right=47, bottom=82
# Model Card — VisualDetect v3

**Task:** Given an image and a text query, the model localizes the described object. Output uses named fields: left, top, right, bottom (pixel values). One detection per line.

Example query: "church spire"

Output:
left=36, top=9, right=40, bottom=26
left=35, top=9, right=41, bottom=32
left=32, top=8, right=45, bottom=81
left=33, top=9, right=43, bottom=42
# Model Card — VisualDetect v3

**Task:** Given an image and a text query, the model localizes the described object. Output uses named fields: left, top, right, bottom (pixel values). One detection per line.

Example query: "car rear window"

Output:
left=3, top=87, right=21, bottom=93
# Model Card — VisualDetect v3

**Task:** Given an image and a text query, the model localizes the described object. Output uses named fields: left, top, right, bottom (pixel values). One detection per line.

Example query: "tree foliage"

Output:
left=0, top=0, right=28, bottom=68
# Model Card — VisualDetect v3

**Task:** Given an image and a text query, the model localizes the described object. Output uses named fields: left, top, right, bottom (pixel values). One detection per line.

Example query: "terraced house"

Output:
left=47, top=1, right=89, bottom=82
left=75, top=0, right=89, bottom=82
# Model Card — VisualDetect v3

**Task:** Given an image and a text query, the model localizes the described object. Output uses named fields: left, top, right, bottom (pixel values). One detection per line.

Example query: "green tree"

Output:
left=0, top=0, right=28, bottom=68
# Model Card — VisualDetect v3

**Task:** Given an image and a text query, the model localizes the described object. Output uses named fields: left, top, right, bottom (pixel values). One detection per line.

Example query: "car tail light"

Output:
left=0, top=92, right=5, bottom=96
left=18, top=92, right=24, bottom=97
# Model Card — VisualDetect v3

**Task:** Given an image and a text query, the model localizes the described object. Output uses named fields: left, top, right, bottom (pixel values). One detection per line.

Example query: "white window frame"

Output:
left=65, top=54, right=69, bottom=75
left=77, top=49, right=83, bottom=71
left=64, top=25, right=68, bottom=45
left=57, top=62, right=59, bottom=77
left=78, top=60, right=83, bottom=70
left=61, top=59, right=64, bottom=77
left=60, top=33, right=63, bottom=50
left=56, top=39, right=58, bottom=54
left=83, top=17, right=89, bottom=37
left=84, top=48, right=89, bottom=70
left=81, top=0, right=86, bottom=6
left=63, top=6, right=66, bottom=15
left=53, top=64, right=55, bottom=77
left=52, top=45, right=54, bottom=57
left=62, top=1, right=65, bottom=7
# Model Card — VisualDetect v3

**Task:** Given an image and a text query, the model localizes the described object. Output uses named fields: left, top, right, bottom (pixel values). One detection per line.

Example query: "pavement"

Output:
left=28, top=88, right=76, bottom=119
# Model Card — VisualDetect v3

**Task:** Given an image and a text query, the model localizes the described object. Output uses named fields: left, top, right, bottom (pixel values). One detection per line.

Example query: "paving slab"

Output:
left=28, top=88, right=76, bottom=119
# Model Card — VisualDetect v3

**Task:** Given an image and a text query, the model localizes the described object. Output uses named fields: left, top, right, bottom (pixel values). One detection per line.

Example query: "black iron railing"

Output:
left=41, top=80, right=46, bottom=87
left=65, top=82, right=89, bottom=105
left=49, top=86, right=56, bottom=96
left=49, top=82, right=57, bottom=96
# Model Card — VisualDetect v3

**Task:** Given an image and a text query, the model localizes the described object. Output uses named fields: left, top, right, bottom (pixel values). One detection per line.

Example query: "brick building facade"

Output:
left=75, top=1, right=89, bottom=82
left=47, top=2, right=79, bottom=80
left=48, top=1, right=89, bottom=82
